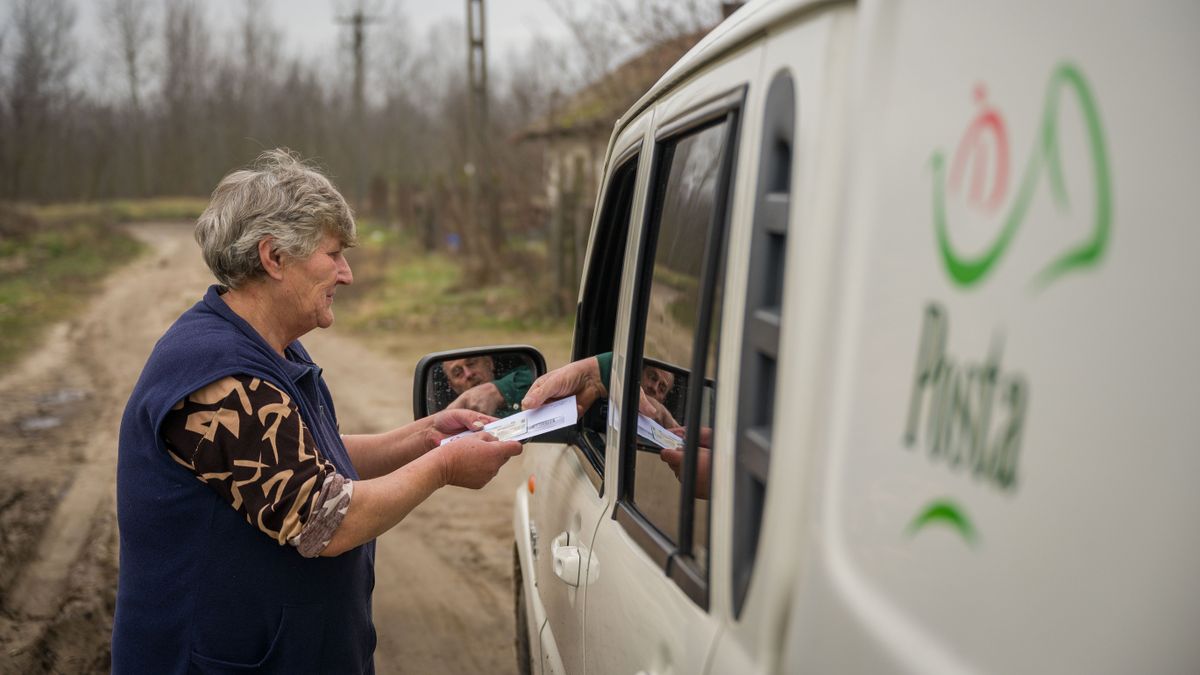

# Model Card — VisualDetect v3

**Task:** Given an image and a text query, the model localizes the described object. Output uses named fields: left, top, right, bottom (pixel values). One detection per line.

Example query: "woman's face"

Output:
left=280, top=232, right=353, bottom=333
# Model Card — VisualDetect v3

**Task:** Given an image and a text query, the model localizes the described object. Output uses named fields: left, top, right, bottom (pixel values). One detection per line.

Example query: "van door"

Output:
left=521, top=114, right=650, bottom=674
left=581, top=42, right=763, bottom=675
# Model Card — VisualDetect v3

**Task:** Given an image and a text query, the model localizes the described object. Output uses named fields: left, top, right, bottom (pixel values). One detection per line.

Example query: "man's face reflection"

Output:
left=641, top=366, right=674, bottom=403
left=443, top=356, right=496, bottom=394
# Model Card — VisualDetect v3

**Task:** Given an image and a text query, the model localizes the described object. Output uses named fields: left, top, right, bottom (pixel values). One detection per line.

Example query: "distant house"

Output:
left=516, top=30, right=707, bottom=309
left=518, top=30, right=705, bottom=206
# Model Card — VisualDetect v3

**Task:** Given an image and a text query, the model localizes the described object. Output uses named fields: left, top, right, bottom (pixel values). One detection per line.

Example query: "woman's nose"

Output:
left=337, top=256, right=353, bottom=285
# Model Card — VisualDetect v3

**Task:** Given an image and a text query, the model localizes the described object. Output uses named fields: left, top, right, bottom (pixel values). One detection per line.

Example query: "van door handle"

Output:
left=551, top=531, right=581, bottom=586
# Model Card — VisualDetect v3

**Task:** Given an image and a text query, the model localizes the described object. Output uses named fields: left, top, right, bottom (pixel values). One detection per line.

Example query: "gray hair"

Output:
left=194, top=149, right=357, bottom=288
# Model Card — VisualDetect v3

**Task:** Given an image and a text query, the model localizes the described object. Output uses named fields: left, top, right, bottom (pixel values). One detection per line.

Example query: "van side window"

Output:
left=573, top=153, right=639, bottom=474
left=616, top=96, right=740, bottom=606
left=733, top=70, right=794, bottom=617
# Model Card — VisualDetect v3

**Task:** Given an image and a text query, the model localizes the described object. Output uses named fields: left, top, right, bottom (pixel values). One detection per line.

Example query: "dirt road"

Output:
left=0, top=222, right=569, bottom=673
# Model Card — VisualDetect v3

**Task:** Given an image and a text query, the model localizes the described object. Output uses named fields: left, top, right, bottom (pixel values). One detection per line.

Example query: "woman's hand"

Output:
left=432, top=432, right=523, bottom=489
left=659, top=441, right=712, bottom=500
left=424, top=409, right=496, bottom=446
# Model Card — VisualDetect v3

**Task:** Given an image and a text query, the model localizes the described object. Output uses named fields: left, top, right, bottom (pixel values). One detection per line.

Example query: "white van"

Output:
left=414, top=0, right=1200, bottom=672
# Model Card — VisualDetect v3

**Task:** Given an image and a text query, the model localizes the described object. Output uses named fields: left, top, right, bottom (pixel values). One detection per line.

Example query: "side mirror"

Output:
left=412, top=345, right=547, bottom=420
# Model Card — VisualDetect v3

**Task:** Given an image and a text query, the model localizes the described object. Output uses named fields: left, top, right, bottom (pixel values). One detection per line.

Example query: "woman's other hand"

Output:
left=659, top=442, right=713, bottom=500
left=433, top=433, right=523, bottom=489
left=425, top=409, right=495, bottom=446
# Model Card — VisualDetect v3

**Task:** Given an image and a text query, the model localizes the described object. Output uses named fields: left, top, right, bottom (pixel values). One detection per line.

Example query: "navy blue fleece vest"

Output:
left=113, top=285, right=376, bottom=674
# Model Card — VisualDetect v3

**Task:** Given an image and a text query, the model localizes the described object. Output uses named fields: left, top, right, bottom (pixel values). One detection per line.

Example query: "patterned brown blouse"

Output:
left=161, top=374, right=352, bottom=557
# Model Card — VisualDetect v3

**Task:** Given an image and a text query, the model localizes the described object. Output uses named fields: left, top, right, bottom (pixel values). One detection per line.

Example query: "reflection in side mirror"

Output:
left=639, top=357, right=690, bottom=429
left=412, top=345, right=547, bottom=420
left=638, top=358, right=717, bottom=425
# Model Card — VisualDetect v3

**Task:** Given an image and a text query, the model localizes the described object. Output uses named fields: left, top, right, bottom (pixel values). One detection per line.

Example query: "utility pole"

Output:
left=465, top=0, right=496, bottom=266
left=336, top=7, right=378, bottom=209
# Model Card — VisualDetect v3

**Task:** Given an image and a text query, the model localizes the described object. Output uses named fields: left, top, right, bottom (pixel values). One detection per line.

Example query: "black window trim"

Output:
left=572, top=141, right=643, bottom=364
left=615, top=85, right=747, bottom=609
left=570, top=145, right=643, bottom=495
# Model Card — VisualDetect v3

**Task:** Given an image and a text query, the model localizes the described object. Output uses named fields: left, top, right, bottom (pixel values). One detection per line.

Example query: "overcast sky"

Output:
left=74, top=0, right=575, bottom=68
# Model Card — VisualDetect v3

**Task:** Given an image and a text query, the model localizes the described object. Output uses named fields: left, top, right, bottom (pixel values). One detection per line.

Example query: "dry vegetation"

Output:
left=0, top=198, right=206, bottom=369
left=339, top=219, right=572, bottom=335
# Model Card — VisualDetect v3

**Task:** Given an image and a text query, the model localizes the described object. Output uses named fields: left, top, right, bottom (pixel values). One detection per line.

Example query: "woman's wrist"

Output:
left=414, top=444, right=450, bottom=489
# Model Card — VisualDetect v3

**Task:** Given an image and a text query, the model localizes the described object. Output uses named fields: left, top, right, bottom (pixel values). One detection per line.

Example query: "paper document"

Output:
left=637, top=414, right=682, bottom=449
left=440, top=396, right=578, bottom=445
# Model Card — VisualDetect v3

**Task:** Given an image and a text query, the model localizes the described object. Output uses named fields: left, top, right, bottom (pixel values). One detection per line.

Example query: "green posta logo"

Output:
left=931, top=63, right=1112, bottom=290
left=904, top=64, right=1112, bottom=547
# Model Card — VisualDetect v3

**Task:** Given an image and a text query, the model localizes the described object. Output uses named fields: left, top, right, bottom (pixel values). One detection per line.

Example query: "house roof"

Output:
left=516, top=30, right=708, bottom=142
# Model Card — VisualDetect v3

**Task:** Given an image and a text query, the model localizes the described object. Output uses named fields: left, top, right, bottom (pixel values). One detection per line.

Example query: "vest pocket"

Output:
left=189, top=603, right=325, bottom=673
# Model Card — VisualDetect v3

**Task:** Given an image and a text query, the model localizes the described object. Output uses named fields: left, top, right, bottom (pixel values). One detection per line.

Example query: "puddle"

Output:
left=19, top=416, right=63, bottom=432
left=39, top=388, right=89, bottom=406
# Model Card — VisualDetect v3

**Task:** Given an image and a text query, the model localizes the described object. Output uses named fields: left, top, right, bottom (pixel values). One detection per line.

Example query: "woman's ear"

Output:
left=258, top=238, right=286, bottom=281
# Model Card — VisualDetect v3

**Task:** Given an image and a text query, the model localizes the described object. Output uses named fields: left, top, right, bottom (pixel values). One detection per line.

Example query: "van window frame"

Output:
left=569, top=143, right=643, bottom=493
left=613, top=87, right=745, bottom=609
left=732, top=68, right=795, bottom=618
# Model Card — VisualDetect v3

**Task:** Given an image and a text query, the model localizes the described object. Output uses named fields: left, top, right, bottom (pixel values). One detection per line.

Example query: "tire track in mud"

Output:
left=1, top=222, right=210, bottom=672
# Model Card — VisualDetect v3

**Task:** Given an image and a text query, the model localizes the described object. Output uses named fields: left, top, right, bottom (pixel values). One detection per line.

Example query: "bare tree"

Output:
left=100, top=0, right=154, bottom=195
left=606, top=0, right=719, bottom=50
left=209, top=0, right=283, bottom=167
left=102, top=0, right=153, bottom=112
left=159, top=0, right=210, bottom=194
left=236, top=0, right=281, bottom=114
left=1, top=0, right=77, bottom=200
left=547, top=0, right=719, bottom=82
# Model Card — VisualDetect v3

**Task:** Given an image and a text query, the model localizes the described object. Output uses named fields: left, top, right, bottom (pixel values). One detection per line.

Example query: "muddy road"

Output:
left=0, top=222, right=568, bottom=673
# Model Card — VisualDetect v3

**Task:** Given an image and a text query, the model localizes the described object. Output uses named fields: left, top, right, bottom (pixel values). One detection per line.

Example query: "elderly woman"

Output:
left=112, top=150, right=521, bottom=673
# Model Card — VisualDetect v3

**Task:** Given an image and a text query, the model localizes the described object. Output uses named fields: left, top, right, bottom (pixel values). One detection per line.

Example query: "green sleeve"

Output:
left=595, top=352, right=613, bottom=392
left=493, top=365, right=534, bottom=415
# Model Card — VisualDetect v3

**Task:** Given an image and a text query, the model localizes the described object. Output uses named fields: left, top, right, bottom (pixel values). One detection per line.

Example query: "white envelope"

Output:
left=440, top=395, right=578, bottom=445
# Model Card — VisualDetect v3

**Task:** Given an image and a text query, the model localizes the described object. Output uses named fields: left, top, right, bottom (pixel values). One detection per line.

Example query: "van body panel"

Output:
left=785, top=1, right=1200, bottom=673
left=521, top=437, right=602, bottom=675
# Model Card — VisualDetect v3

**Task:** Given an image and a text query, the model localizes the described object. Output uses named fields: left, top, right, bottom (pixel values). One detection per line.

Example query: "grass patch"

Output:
left=0, top=198, right=204, bottom=369
left=30, top=196, right=208, bottom=224
left=338, top=220, right=573, bottom=336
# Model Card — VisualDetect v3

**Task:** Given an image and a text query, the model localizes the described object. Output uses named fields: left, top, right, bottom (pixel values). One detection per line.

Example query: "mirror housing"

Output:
left=412, top=345, right=547, bottom=420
